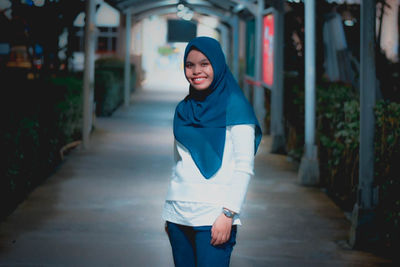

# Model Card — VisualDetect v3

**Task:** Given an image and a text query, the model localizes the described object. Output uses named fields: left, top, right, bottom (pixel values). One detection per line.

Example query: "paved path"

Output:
left=0, top=89, right=392, bottom=266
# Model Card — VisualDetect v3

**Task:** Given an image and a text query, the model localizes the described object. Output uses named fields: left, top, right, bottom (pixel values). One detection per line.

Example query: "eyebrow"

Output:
left=186, top=59, right=210, bottom=64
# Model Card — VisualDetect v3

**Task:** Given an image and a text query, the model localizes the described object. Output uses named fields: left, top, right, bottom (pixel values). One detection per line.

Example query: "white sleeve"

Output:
left=223, top=124, right=255, bottom=214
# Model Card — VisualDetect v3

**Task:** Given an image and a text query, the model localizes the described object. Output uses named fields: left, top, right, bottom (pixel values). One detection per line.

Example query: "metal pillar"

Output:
left=349, top=0, right=378, bottom=248
left=82, top=0, right=96, bottom=150
left=232, top=15, right=240, bottom=81
left=124, top=11, right=132, bottom=109
left=219, top=24, right=230, bottom=64
left=270, top=1, right=285, bottom=154
left=298, top=0, right=319, bottom=185
left=253, top=0, right=266, bottom=132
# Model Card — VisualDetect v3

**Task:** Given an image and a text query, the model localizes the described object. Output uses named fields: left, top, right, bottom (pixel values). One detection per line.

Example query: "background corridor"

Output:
left=0, top=89, right=391, bottom=266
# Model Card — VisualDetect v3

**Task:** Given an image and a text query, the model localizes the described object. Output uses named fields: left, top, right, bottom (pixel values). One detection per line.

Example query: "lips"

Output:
left=192, top=77, right=207, bottom=84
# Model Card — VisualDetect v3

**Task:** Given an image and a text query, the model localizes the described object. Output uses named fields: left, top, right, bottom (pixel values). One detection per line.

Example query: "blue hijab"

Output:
left=173, top=36, right=262, bottom=179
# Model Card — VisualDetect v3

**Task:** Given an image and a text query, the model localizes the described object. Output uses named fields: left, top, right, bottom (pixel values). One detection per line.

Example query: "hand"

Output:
left=211, top=213, right=233, bottom=246
left=164, top=221, right=168, bottom=235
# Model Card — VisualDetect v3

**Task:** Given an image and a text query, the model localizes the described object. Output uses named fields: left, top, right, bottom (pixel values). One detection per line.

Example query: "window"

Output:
left=96, top=27, right=118, bottom=53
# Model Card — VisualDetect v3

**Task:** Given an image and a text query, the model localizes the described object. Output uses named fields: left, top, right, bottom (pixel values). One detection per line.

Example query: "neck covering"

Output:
left=173, top=36, right=262, bottom=179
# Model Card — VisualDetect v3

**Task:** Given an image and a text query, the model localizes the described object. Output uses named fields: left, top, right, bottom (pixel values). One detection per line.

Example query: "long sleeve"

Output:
left=164, top=124, right=257, bottom=226
left=223, top=124, right=255, bottom=214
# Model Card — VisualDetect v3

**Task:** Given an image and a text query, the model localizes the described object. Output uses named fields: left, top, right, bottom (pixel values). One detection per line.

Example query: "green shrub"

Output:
left=283, top=75, right=399, bottom=254
left=0, top=74, right=82, bottom=220
left=95, top=70, right=120, bottom=116
left=50, top=75, right=83, bottom=143
left=374, top=100, right=400, bottom=252
left=284, top=73, right=305, bottom=161
left=316, top=82, right=359, bottom=210
left=94, top=57, right=135, bottom=116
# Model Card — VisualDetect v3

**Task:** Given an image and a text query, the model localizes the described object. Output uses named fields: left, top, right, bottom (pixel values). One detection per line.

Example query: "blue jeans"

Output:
left=166, top=221, right=237, bottom=267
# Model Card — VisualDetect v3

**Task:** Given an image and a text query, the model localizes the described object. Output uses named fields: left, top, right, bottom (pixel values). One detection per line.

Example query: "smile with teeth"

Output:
left=192, top=77, right=206, bottom=84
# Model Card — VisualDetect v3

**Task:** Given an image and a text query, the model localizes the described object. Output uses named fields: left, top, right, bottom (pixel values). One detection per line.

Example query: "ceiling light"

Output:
left=177, top=4, right=185, bottom=11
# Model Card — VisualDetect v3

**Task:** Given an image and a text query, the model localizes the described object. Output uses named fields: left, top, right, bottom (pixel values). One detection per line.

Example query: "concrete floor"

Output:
left=0, top=89, right=393, bottom=267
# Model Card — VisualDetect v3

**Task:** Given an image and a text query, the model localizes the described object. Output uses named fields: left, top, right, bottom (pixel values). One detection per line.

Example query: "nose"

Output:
left=192, top=65, right=200, bottom=75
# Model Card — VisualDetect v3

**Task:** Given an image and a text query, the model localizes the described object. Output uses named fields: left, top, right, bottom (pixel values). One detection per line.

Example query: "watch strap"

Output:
left=222, top=208, right=235, bottom=218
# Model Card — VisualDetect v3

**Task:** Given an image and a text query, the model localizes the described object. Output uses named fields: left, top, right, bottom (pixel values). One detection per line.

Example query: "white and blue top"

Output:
left=163, top=36, right=261, bottom=227
left=162, top=124, right=255, bottom=226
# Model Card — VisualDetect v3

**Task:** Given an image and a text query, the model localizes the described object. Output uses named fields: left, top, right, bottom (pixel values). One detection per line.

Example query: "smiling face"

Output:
left=185, top=49, right=214, bottom=91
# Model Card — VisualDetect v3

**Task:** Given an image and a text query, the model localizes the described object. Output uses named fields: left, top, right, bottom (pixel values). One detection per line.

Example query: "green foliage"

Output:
left=286, top=79, right=399, bottom=251
left=0, top=74, right=82, bottom=220
left=50, top=76, right=83, bottom=143
left=374, top=100, right=400, bottom=251
left=95, top=57, right=136, bottom=116
left=158, top=46, right=175, bottom=57
left=284, top=73, right=305, bottom=161
left=316, top=82, right=359, bottom=210
left=95, top=70, right=120, bottom=116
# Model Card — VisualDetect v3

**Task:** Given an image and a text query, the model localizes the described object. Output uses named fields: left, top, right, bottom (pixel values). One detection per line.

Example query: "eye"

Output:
left=201, top=62, right=209, bottom=67
left=185, top=62, right=193, bottom=68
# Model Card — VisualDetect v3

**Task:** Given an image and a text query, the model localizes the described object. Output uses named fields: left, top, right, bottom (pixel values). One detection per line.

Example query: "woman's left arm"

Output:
left=223, top=124, right=255, bottom=214
left=211, top=124, right=255, bottom=246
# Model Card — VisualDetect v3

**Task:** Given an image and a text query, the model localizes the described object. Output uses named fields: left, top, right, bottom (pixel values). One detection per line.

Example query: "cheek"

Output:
left=208, top=67, right=214, bottom=80
left=184, top=68, right=190, bottom=78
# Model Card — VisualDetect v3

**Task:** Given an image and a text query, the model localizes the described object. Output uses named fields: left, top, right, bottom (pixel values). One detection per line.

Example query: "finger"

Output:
left=210, top=230, right=217, bottom=245
left=213, top=232, right=222, bottom=245
left=217, top=233, right=230, bottom=246
left=226, top=232, right=231, bottom=242
left=212, top=237, right=219, bottom=246
left=215, top=233, right=224, bottom=246
left=221, top=234, right=227, bottom=244
left=211, top=232, right=219, bottom=245
left=211, top=238, right=216, bottom=245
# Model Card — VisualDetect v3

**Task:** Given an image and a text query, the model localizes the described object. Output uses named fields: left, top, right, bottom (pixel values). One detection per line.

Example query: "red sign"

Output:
left=263, top=14, right=274, bottom=88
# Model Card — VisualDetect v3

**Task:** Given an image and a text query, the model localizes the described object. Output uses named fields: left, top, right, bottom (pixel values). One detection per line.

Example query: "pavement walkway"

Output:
left=0, top=88, right=393, bottom=267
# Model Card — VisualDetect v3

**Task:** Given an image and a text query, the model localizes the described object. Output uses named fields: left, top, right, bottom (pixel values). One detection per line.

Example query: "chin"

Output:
left=190, top=82, right=212, bottom=91
left=192, top=85, right=209, bottom=91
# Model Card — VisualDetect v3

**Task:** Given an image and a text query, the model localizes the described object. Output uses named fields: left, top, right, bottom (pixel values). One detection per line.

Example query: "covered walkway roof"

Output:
left=104, top=0, right=363, bottom=17
left=104, top=0, right=256, bottom=21
left=105, top=0, right=248, bottom=14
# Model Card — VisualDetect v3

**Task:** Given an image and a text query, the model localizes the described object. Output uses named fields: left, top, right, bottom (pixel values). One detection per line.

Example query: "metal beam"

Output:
left=298, top=0, right=320, bottom=185
left=231, top=15, right=240, bottom=80
left=110, top=0, right=141, bottom=10
left=118, top=0, right=214, bottom=11
left=133, top=7, right=177, bottom=22
left=358, top=0, right=377, bottom=211
left=186, top=0, right=215, bottom=6
left=217, top=23, right=230, bottom=62
left=206, top=0, right=236, bottom=10
left=349, top=0, right=378, bottom=249
left=190, top=6, right=231, bottom=22
left=230, top=0, right=257, bottom=15
left=270, top=1, right=286, bottom=154
left=129, top=0, right=180, bottom=15
left=253, top=0, right=266, bottom=132
left=82, top=0, right=96, bottom=149
left=133, top=5, right=231, bottom=24
left=124, top=11, right=132, bottom=109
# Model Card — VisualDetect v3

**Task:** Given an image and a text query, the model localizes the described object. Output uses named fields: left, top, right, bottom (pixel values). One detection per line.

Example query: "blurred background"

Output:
left=0, top=0, right=399, bottom=265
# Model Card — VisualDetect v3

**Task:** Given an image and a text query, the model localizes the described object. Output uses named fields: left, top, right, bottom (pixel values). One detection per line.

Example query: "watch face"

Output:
left=223, top=209, right=234, bottom=218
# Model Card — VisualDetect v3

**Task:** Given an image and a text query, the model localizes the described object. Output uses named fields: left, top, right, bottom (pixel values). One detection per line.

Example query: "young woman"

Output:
left=162, top=36, right=262, bottom=267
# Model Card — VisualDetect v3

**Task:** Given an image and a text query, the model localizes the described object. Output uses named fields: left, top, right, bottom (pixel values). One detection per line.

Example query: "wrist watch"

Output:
left=222, top=208, right=235, bottom=218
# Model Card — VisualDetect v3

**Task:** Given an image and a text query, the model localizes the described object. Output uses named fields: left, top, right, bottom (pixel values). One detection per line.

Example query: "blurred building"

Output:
left=70, top=0, right=120, bottom=71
